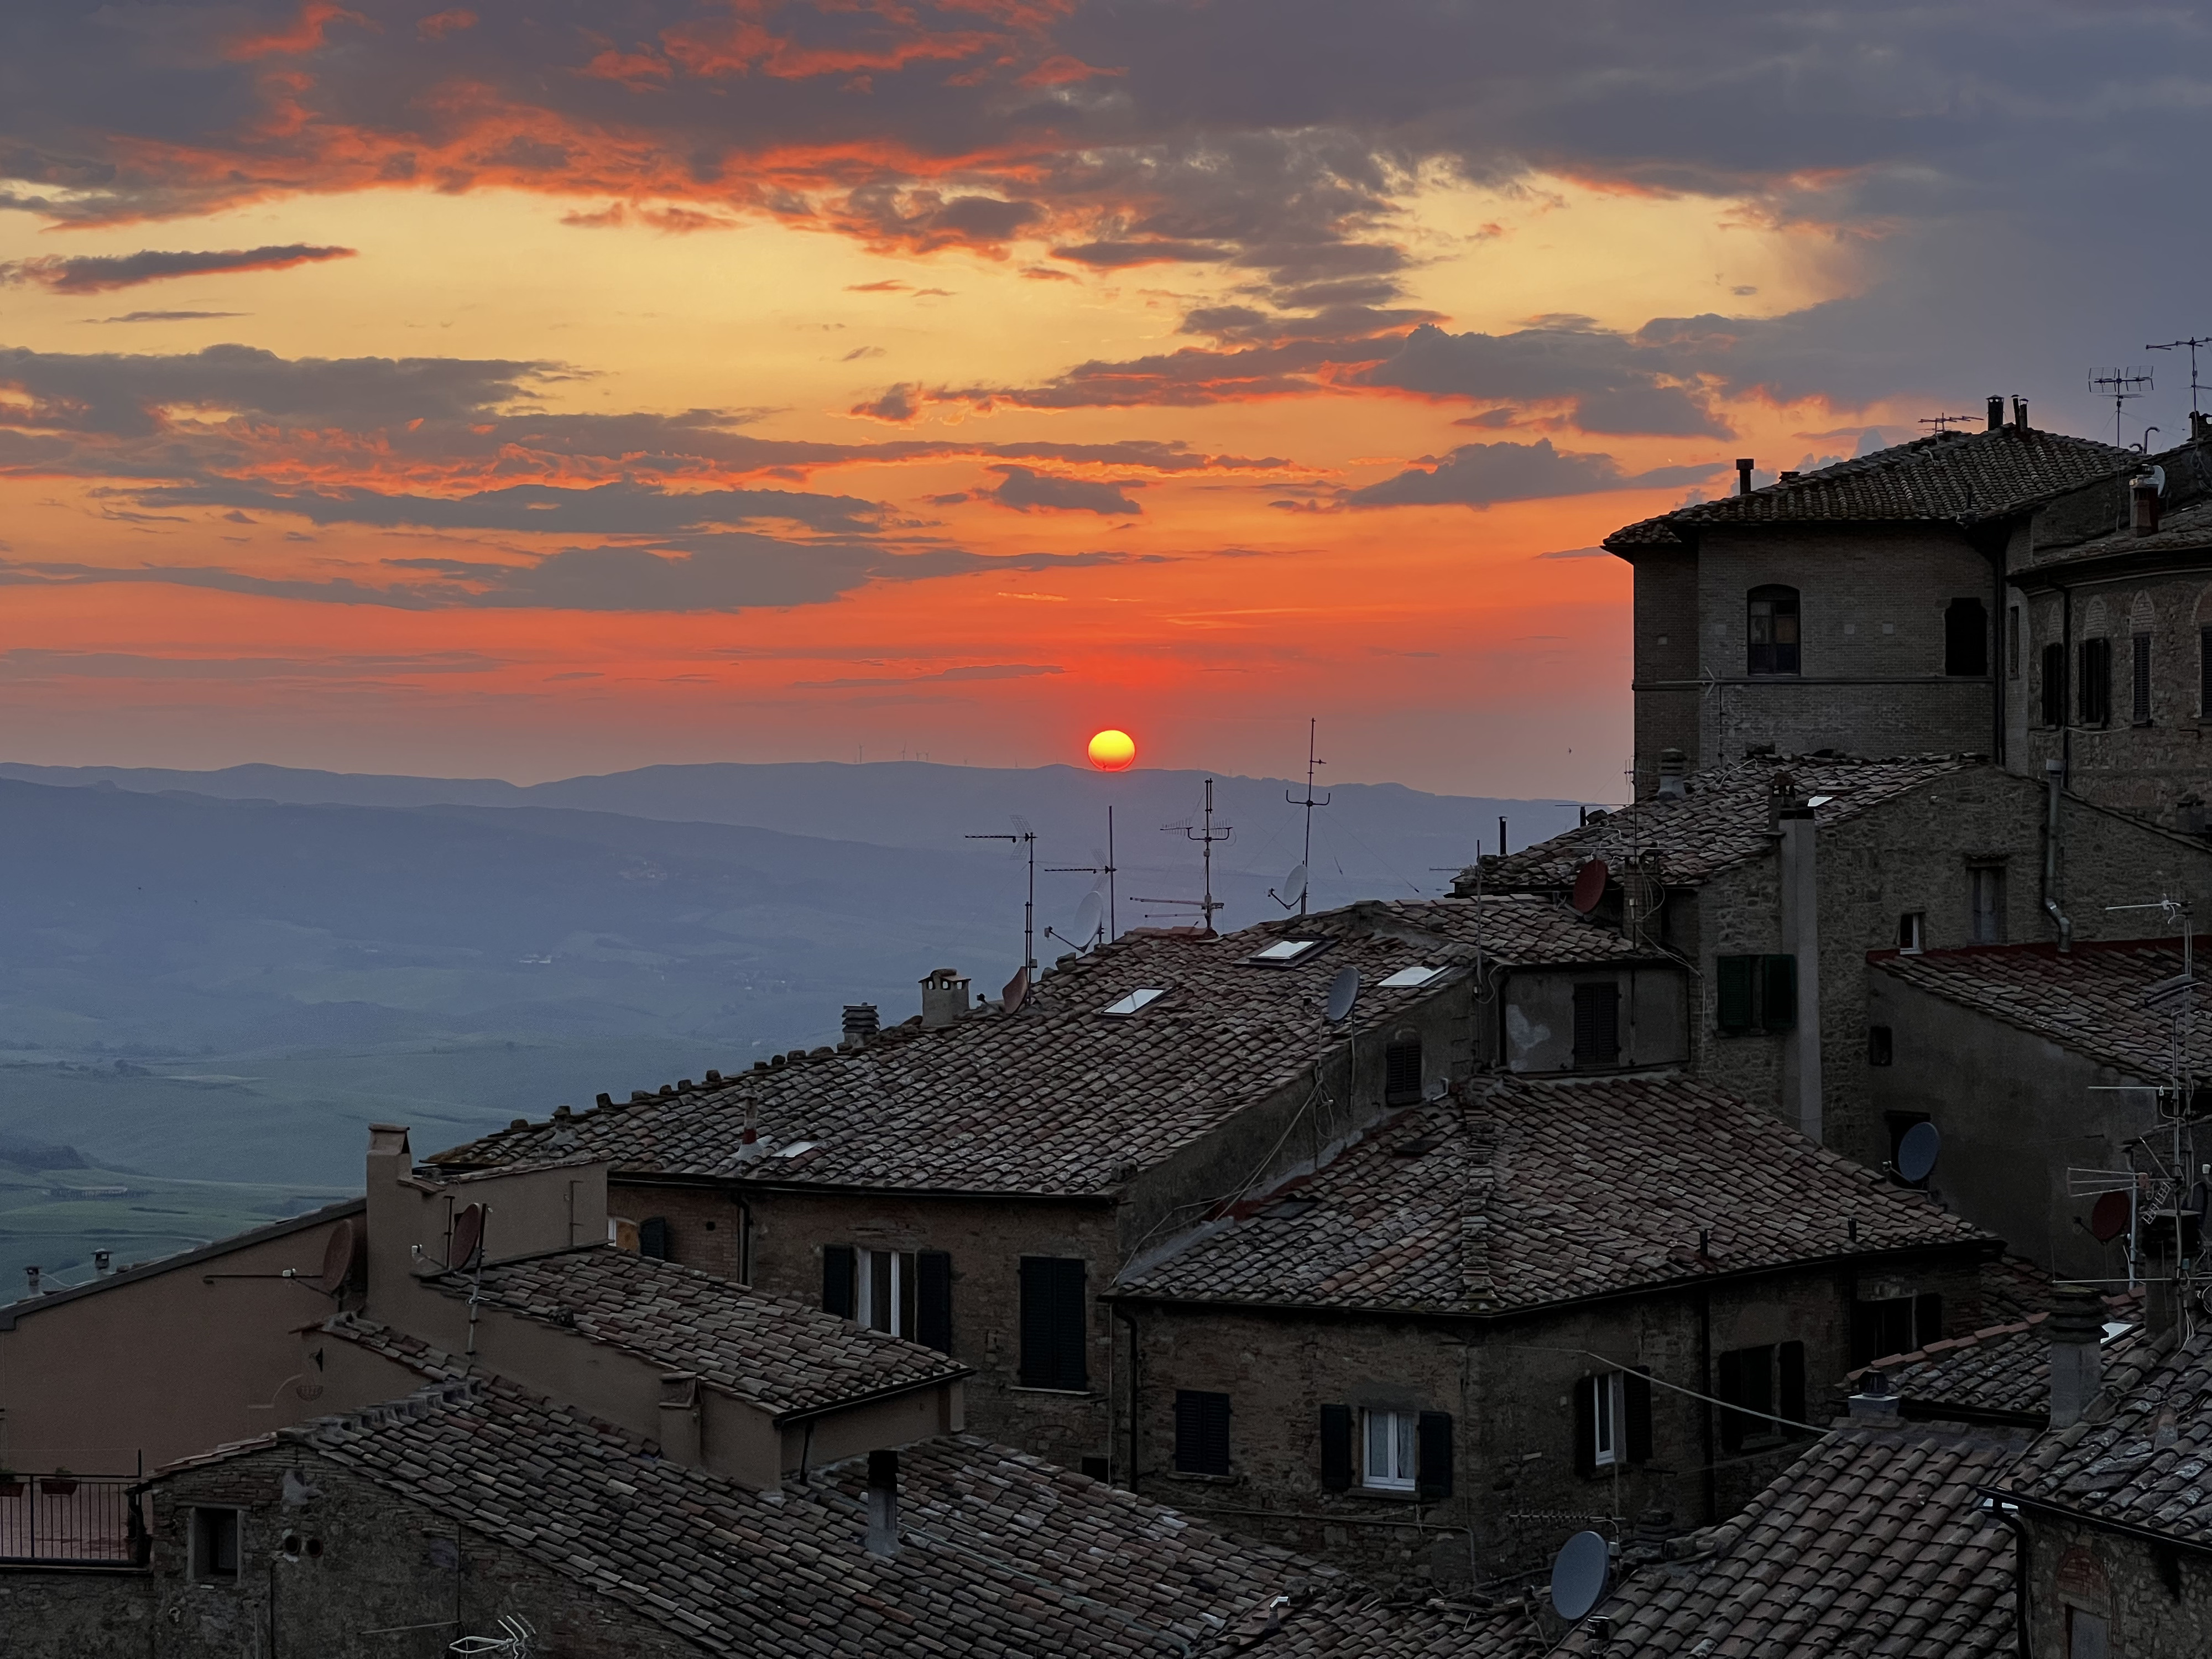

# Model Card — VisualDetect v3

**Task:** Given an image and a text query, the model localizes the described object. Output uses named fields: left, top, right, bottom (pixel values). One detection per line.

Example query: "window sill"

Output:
left=1345, top=1485, right=1421, bottom=1503
left=1009, top=1385, right=1095, bottom=1398
left=1161, top=1470, right=1239, bottom=1485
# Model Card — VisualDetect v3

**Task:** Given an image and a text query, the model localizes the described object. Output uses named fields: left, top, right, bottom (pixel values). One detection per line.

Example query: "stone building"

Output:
left=424, top=898, right=1679, bottom=1476
left=1107, top=1071, right=1996, bottom=1585
left=1464, top=753, right=2212, bottom=1165
left=1868, top=936, right=2211, bottom=1280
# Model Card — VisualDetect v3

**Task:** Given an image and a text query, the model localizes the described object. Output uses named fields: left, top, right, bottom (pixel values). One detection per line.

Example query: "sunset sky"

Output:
left=4, top=2, right=2209, bottom=799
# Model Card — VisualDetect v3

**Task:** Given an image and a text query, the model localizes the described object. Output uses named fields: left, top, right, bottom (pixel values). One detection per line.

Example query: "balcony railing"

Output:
left=0, top=1475, right=147, bottom=1567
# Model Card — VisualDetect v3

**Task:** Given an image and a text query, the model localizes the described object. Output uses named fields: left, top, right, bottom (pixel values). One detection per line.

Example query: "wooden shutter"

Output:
left=1914, top=1292, right=1945, bottom=1349
left=1624, top=1369, right=1654, bottom=1464
left=1759, top=955, right=1797, bottom=1032
left=1716, top=956, right=1756, bottom=1035
left=1319, top=1405, right=1353, bottom=1491
left=1778, top=1342, right=1806, bottom=1436
left=915, top=1250, right=953, bottom=1353
left=822, top=1244, right=857, bottom=1319
left=1573, top=982, right=1620, bottom=1067
left=1175, top=1391, right=1231, bottom=1476
left=1416, top=1412, right=1453, bottom=1500
left=1019, top=1257, right=1087, bottom=1390
left=1572, top=1375, right=1598, bottom=1476
left=1716, top=1348, right=1745, bottom=1454
left=1384, top=1041, right=1423, bottom=1104
left=1849, top=1301, right=1879, bottom=1368
left=2042, top=641, right=2068, bottom=727
left=638, top=1217, right=670, bottom=1261
left=2133, top=633, right=2152, bottom=724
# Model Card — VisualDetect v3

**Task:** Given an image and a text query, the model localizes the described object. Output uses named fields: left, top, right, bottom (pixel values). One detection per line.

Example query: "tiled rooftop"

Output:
left=1873, top=937, right=2205, bottom=1081
left=2005, top=1327, right=2212, bottom=1546
left=1554, top=1420, right=2029, bottom=1658
left=422, top=1245, right=967, bottom=1420
left=427, top=900, right=1641, bottom=1195
left=188, top=1374, right=1344, bottom=1658
left=1251, top=1592, right=1545, bottom=1658
left=1468, top=754, right=1983, bottom=892
left=1117, top=1076, right=1990, bottom=1315
left=1843, top=1299, right=2145, bottom=1424
left=1606, top=424, right=2135, bottom=550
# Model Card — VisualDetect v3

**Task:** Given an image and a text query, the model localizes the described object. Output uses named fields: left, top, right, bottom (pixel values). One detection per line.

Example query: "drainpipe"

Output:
left=2042, top=760, right=2073, bottom=952
left=1777, top=801, right=1823, bottom=1142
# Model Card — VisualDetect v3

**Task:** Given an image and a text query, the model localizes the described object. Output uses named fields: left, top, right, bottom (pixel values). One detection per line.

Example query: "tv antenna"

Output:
left=1045, top=806, right=1118, bottom=950
left=1271, top=719, right=1330, bottom=915
left=2090, top=366, right=2154, bottom=448
left=2148, top=336, right=2212, bottom=423
left=1918, top=412, right=1975, bottom=434
left=1133, top=778, right=1233, bottom=933
left=964, top=816, right=1037, bottom=977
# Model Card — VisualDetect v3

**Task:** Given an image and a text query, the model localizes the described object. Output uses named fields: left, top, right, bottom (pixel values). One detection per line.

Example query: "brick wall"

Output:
left=2023, top=1508, right=2212, bottom=1659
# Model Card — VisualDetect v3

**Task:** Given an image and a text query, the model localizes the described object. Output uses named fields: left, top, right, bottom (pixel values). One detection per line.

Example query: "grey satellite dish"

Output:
left=1326, top=967, right=1360, bottom=1024
left=1284, top=862, right=1307, bottom=902
left=1550, top=1528, right=1610, bottom=1623
left=450, top=1203, right=486, bottom=1273
left=1073, top=890, right=1105, bottom=947
left=1001, top=966, right=1031, bottom=1014
left=1895, top=1121, right=1941, bottom=1184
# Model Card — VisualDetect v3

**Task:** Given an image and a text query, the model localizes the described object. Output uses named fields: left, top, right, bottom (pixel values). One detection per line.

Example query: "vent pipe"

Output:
left=1846, top=1368, right=1900, bottom=1426
left=1656, top=748, right=1688, bottom=801
left=1986, top=395, right=2005, bottom=431
left=23, top=1266, right=40, bottom=1297
left=842, top=1003, right=881, bottom=1046
left=866, top=1448, right=900, bottom=1557
left=1735, top=457, right=1755, bottom=495
left=2012, top=397, right=2030, bottom=432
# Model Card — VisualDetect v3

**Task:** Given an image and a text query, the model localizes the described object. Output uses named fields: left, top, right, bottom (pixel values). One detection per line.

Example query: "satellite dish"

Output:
left=318, top=1218, right=361, bottom=1296
left=1073, top=890, right=1105, bottom=947
left=1001, top=966, right=1031, bottom=1014
left=1569, top=858, right=1610, bottom=915
left=1550, top=1528, right=1611, bottom=1622
left=1326, top=967, right=1360, bottom=1024
left=1284, top=862, right=1307, bottom=902
left=2088, top=1191, right=2133, bottom=1244
left=1895, top=1121, right=1940, bottom=1183
left=450, top=1203, right=486, bottom=1272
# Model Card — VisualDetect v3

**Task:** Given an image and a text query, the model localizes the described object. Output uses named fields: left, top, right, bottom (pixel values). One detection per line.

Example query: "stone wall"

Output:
left=2022, top=1506, right=2212, bottom=1659
left=0, top=1566, right=155, bottom=1653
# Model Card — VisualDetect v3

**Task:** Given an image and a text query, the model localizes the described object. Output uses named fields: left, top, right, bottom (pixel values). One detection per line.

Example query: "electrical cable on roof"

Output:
left=1495, top=1344, right=1829, bottom=1436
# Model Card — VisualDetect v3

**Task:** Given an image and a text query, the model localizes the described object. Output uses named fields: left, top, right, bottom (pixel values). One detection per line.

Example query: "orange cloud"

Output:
left=417, top=9, right=478, bottom=41
left=227, top=2, right=372, bottom=62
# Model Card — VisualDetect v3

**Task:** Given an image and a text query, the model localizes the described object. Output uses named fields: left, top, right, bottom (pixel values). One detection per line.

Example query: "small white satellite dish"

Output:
left=1896, top=1121, right=1941, bottom=1184
left=1550, top=1528, right=1611, bottom=1622
left=1326, top=967, right=1360, bottom=1024
left=1001, top=966, right=1031, bottom=1014
left=1073, top=890, right=1105, bottom=947
left=1284, top=862, right=1307, bottom=902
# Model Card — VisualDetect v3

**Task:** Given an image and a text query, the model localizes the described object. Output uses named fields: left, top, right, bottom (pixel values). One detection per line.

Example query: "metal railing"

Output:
left=0, top=1475, right=147, bottom=1566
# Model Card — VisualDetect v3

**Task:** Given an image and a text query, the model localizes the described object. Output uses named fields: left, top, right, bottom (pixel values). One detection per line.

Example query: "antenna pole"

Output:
left=964, top=821, right=1039, bottom=975
left=2091, top=366, right=2154, bottom=448
left=1283, top=718, right=1331, bottom=915
left=2148, top=337, right=2212, bottom=427
left=1134, top=780, right=1233, bottom=932
left=1108, top=806, right=1117, bottom=942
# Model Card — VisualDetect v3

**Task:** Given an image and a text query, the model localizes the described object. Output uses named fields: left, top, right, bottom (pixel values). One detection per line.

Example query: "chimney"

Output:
left=842, top=1003, right=881, bottom=1047
left=919, top=969, right=970, bottom=1029
left=1846, top=1367, right=1899, bottom=1426
left=2048, top=1285, right=2104, bottom=1428
left=865, top=1448, right=899, bottom=1558
left=2132, top=472, right=2162, bottom=537
left=1735, top=457, right=1755, bottom=495
left=2013, top=397, right=2030, bottom=432
left=738, top=1097, right=762, bottom=1162
left=93, top=1250, right=111, bottom=1277
left=1987, top=395, right=2005, bottom=431
left=1656, top=748, right=1688, bottom=801
left=23, top=1266, right=40, bottom=1297
left=658, top=1373, right=702, bottom=1465
left=2193, top=410, right=2211, bottom=446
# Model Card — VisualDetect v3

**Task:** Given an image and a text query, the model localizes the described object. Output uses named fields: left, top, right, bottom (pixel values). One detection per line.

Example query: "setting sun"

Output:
left=1087, top=729, right=1137, bottom=772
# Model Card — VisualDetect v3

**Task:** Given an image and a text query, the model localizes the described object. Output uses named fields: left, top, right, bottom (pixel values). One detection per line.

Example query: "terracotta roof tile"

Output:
left=1118, top=1076, right=1990, bottom=1314
left=2005, top=1328, right=2212, bottom=1545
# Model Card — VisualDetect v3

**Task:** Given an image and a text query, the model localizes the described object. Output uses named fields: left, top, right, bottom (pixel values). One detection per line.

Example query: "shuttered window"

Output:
left=1319, top=1405, right=1353, bottom=1491
left=1416, top=1412, right=1453, bottom=1500
left=1018, top=1256, right=1088, bottom=1391
left=915, top=1250, right=953, bottom=1354
left=638, top=1217, right=671, bottom=1261
left=2042, top=641, right=2068, bottom=726
left=1747, top=586, right=1801, bottom=674
left=1944, top=598, right=1987, bottom=676
left=1716, top=955, right=1796, bottom=1036
left=1572, top=982, right=1620, bottom=1067
left=1173, top=1391, right=1232, bottom=1476
left=822, top=1244, right=857, bottom=1319
left=2079, top=637, right=2112, bottom=725
left=2132, top=632, right=2153, bottom=723
left=1383, top=1040, right=1423, bottom=1104
left=1718, top=1342, right=1804, bottom=1452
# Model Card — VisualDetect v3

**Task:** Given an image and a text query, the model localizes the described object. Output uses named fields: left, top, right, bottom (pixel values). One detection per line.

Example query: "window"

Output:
left=1018, top=1256, right=1088, bottom=1391
left=190, top=1507, right=241, bottom=1583
left=1378, top=965, right=1444, bottom=989
left=1715, top=954, right=1797, bottom=1036
left=1572, top=982, right=1620, bottom=1068
left=1251, top=938, right=1323, bottom=964
left=1319, top=1407, right=1451, bottom=1497
left=1099, top=988, right=1166, bottom=1018
left=825, top=1245, right=952, bottom=1350
left=823, top=1244, right=857, bottom=1319
left=1885, top=1112, right=1931, bottom=1185
left=2008, top=607, right=2021, bottom=679
left=638, top=1217, right=671, bottom=1261
left=1944, top=597, right=1987, bottom=676
left=1384, top=1039, right=1424, bottom=1104
left=1173, top=1390, right=1232, bottom=1476
left=1896, top=912, right=1924, bottom=952
left=1364, top=1408, right=1418, bottom=1491
left=1869, top=1025, right=1894, bottom=1067
left=1969, top=864, right=2006, bottom=944
left=2067, top=1608, right=2110, bottom=1659
left=1850, top=1293, right=1944, bottom=1366
left=1747, top=586, right=1801, bottom=674
left=2132, top=632, right=2152, bottom=724
left=2078, top=637, right=2112, bottom=725
left=863, top=1249, right=916, bottom=1338
left=1574, top=1370, right=1652, bottom=1473
left=1716, top=1342, right=1807, bottom=1453
left=2041, top=641, right=2068, bottom=726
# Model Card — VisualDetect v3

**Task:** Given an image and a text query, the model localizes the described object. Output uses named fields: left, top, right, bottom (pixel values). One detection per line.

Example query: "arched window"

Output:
left=1747, top=586, right=1800, bottom=675
left=1943, top=597, right=1987, bottom=676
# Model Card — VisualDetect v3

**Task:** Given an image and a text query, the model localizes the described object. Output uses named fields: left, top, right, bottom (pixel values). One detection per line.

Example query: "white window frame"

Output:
left=1252, top=939, right=1323, bottom=964
left=1378, top=966, right=1444, bottom=989
left=859, top=1248, right=913, bottom=1338
left=1100, top=988, right=1167, bottom=1018
left=1361, top=1408, right=1417, bottom=1492
left=1592, top=1373, right=1621, bottom=1468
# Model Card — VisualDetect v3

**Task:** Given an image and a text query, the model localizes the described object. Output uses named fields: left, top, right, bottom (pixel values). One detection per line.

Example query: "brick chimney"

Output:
left=1735, top=458, right=1755, bottom=495
left=2132, top=472, right=2162, bottom=537
left=1846, top=1368, right=1900, bottom=1426
left=2047, top=1285, right=2104, bottom=1429
left=2013, top=397, right=2030, bottom=432
left=1987, top=395, right=2005, bottom=431
left=1655, top=748, right=1688, bottom=801
left=919, top=969, right=970, bottom=1029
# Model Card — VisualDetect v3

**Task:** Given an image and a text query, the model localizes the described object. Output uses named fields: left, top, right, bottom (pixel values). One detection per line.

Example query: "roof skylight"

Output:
left=1099, top=987, right=1167, bottom=1018
left=1250, top=938, right=1324, bottom=964
left=1378, top=965, right=1445, bottom=989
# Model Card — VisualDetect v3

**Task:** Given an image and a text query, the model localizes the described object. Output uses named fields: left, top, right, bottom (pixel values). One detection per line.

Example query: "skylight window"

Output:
left=1805, top=794, right=1834, bottom=807
left=1378, top=965, right=1444, bottom=989
left=773, top=1140, right=819, bottom=1159
left=1251, top=938, right=1324, bottom=964
left=1099, top=988, right=1167, bottom=1018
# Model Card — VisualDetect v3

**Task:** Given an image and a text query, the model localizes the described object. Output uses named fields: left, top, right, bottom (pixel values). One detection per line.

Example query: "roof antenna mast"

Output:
left=2147, top=336, right=2212, bottom=433
left=2090, top=366, right=2154, bottom=450
left=1133, top=780, right=1233, bottom=935
left=964, top=816, right=1037, bottom=977
left=1271, top=719, right=1330, bottom=915
left=1046, top=807, right=1119, bottom=951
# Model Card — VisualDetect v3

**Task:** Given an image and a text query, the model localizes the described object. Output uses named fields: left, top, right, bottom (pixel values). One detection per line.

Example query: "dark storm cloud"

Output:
left=1345, top=440, right=1724, bottom=509
left=0, top=244, right=353, bottom=294
left=988, top=467, right=1144, bottom=516
left=131, top=478, right=890, bottom=536
left=1362, top=322, right=1732, bottom=437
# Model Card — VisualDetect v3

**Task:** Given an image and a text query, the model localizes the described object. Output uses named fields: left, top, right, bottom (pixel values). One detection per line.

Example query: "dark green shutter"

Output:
left=1914, top=1292, right=1945, bottom=1349
left=1717, top=956, right=1756, bottom=1034
left=1778, top=1342, right=1807, bottom=1436
left=1319, top=1405, right=1353, bottom=1491
left=822, top=1244, right=856, bottom=1319
left=1019, top=1257, right=1088, bottom=1390
left=638, top=1217, right=670, bottom=1261
left=1416, top=1412, right=1453, bottom=1500
left=1760, top=955, right=1797, bottom=1032
left=1717, top=1349, right=1746, bottom=1453
left=1573, top=1375, right=1598, bottom=1476
left=1625, top=1369, right=1654, bottom=1463
left=915, top=1251, right=953, bottom=1353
